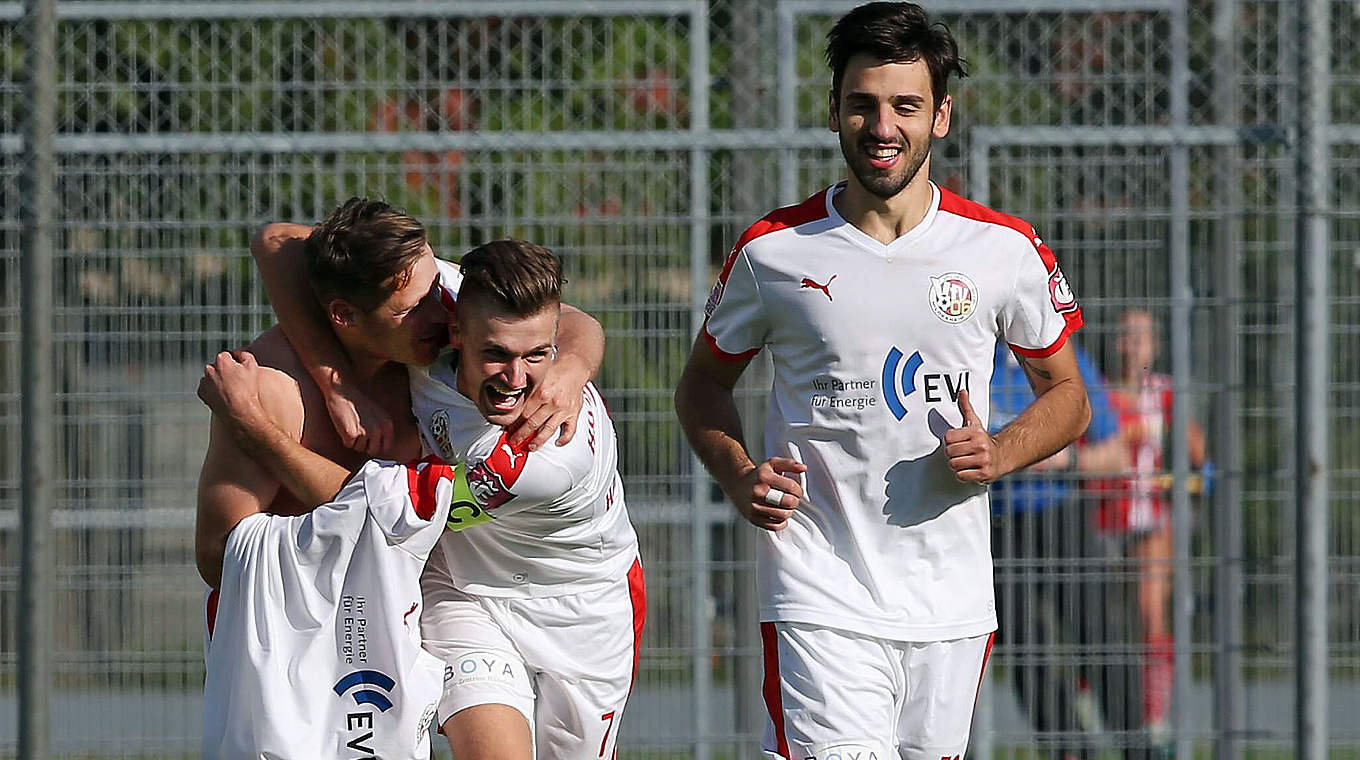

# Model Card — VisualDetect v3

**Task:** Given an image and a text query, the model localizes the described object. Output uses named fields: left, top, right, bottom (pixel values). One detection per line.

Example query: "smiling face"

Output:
left=450, top=295, right=560, bottom=427
left=829, top=55, right=952, bottom=201
left=340, top=245, right=450, bottom=367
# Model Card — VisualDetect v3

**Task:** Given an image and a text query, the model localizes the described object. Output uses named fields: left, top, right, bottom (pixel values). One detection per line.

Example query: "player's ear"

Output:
left=326, top=298, right=358, bottom=328
left=828, top=89, right=841, bottom=133
left=932, top=94, right=953, bottom=139
left=448, top=319, right=463, bottom=351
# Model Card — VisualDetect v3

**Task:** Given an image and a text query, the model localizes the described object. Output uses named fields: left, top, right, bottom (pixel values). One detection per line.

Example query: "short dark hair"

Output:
left=825, top=2, right=968, bottom=109
left=305, top=197, right=428, bottom=312
left=457, top=239, right=563, bottom=317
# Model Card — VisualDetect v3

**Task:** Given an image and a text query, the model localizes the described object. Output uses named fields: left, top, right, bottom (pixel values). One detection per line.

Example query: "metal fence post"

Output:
left=1168, top=2, right=1194, bottom=756
left=18, top=0, right=57, bottom=758
left=688, top=4, right=714, bottom=757
left=1211, top=2, right=1246, bottom=758
left=1294, top=0, right=1330, bottom=757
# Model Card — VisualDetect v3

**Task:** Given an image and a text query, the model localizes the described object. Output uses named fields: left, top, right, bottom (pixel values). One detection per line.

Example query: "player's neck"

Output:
left=835, top=168, right=935, bottom=245
left=339, top=339, right=394, bottom=384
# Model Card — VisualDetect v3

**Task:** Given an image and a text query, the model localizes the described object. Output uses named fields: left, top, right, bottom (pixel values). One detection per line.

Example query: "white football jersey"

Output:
left=703, top=181, right=1083, bottom=642
left=202, top=460, right=453, bottom=760
left=434, top=257, right=463, bottom=302
left=409, top=363, right=638, bottom=598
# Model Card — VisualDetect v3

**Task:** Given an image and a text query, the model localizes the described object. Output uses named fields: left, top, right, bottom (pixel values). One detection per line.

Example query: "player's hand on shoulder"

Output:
left=508, top=362, right=585, bottom=451
left=322, top=381, right=394, bottom=457
left=728, top=457, right=807, bottom=532
left=198, top=350, right=274, bottom=437
left=945, top=389, right=1002, bottom=484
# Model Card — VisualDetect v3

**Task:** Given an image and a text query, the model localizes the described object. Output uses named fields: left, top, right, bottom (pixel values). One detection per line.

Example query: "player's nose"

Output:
left=503, top=358, right=528, bottom=387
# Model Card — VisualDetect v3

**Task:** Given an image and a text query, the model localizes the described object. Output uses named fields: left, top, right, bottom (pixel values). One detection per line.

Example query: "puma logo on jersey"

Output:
left=800, top=275, right=836, bottom=301
left=402, top=602, right=418, bottom=628
left=499, top=443, right=524, bottom=468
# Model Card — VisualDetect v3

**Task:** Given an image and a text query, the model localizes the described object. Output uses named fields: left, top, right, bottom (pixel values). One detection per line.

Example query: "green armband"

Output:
left=444, top=460, right=495, bottom=532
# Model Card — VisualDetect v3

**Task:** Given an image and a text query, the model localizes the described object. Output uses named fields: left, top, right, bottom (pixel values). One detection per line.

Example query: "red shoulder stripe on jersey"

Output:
left=761, top=623, right=793, bottom=760
left=938, top=185, right=1064, bottom=271
left=941, top=186, right=1084, bottom=350
left=701, top=190, right=828, bottom=364
left=728, top=188, right=830, bottom=263
left=626, top=558, right=646, bottom=695
left=486, top=431, right=531, bottom=488
left=937, top=186, right=1036, bottom=240
left=205, top=587, right=219, bottom=641
left=406, top=455, right=455, bottom=520
left=1008, top=309, right=1084, bottom=358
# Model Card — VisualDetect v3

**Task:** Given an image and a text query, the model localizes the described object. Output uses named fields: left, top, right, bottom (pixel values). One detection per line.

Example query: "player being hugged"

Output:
left=195, top=199, right=605, bottom=759
left=675, top=3, right=1091, bottom=759
left=411, top=240, right=644, bottom=760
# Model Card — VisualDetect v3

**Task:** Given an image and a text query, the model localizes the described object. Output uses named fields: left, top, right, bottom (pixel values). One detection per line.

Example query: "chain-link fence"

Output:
left=0, top=1, right=1355, bottom=758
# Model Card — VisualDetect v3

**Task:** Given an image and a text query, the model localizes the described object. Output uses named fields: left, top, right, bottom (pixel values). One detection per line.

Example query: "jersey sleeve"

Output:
left=1000, top=230, right=1083, bottom=358
left=219, top=474, right=374, bottom=576
left=356, top=458, right=454, bottom=559
left=456, top=430, right=582, bottom=519
left=435, top=256, right=462, bottom=307
left=700, top=246, right=767, bottom=361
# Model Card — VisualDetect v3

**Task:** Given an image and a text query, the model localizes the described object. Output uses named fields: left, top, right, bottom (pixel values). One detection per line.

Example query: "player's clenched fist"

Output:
left=945, top=389, right=1001, bottom=485
left=727, top=457, right=808, bottom=531
left=197, top=350, right=272, bottom=437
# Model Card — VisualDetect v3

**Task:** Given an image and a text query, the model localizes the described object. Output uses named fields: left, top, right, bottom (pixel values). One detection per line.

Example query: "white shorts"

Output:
left=760, top=622, right=994, bottom=760
left=420, top=555, right=645, bottom=759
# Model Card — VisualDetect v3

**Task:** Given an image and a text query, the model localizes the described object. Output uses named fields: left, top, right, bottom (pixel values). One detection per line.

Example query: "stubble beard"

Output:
left=840, top=133, right=932, bottom=200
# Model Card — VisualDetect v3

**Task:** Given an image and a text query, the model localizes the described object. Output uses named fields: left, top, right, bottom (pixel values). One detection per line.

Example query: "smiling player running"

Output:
left=675, top=4, right=1091, bottom=758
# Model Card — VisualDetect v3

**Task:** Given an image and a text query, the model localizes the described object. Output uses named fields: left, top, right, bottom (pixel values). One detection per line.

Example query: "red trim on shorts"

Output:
left=760, top=623, right=792, bottom=760
left=971, top=631, right=997, bottom=717
left=205, top=587, right=220, bottom=641
left=627, top=558, right=646, bottom=694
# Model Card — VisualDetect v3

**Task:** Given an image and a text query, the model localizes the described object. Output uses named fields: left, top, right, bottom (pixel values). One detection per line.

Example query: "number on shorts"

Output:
left=599, top=711, right=616, bottom=757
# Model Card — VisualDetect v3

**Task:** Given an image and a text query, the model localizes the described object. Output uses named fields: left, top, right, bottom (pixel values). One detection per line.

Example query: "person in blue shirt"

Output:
left=990, top=340, right=1151, bottom=760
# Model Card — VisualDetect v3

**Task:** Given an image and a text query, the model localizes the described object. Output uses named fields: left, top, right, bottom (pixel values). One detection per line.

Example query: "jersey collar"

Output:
left=825, top=180, right=941, bottom=258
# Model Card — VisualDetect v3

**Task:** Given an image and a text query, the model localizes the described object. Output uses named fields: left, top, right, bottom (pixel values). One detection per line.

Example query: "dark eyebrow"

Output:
left=843, top=91, right=928, bottom=107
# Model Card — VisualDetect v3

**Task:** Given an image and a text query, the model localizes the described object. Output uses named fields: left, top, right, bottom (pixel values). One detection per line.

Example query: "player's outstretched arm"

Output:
left=250, top=222, right=395, bottom=456
left=508, top=303, right=605, bottom=450
left=947, top=342, right=1091, bottom=484
left=198, top=350, right=354, bottom=510
left=675, top=335, right=805, bottom=531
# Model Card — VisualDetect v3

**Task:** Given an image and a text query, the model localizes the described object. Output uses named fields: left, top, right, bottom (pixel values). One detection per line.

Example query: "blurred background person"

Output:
left=990, top=340, right=1137, bottom=760
left=1095, top=308, right=1207, bottom=753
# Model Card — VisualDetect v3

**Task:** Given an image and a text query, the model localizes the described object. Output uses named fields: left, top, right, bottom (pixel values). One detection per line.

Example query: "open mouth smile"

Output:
left=484, top=385, right=526, bottom=413
left=863, top=144, right=903, bottom=170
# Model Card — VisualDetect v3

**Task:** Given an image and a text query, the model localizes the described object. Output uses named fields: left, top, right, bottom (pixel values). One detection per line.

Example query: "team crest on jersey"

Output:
left=704, top=279, right=724, bottom=317
left=465, top=459, right=516, bottom=510
left=427, top=409, right=453, bottom=460
left=928, top=272, right=978, bottom=324
left=463, top=433, right=531, bottom=511
left=1048, top=264, right=1077, bottom=314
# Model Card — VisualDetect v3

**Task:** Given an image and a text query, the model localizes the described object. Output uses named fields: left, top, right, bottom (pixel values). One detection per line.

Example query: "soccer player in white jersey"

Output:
left=674, top=4, right=1092, bottom=759
left=195, top=199, right=604, bottom=758
left=410, top=240, right=643, bottom=760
